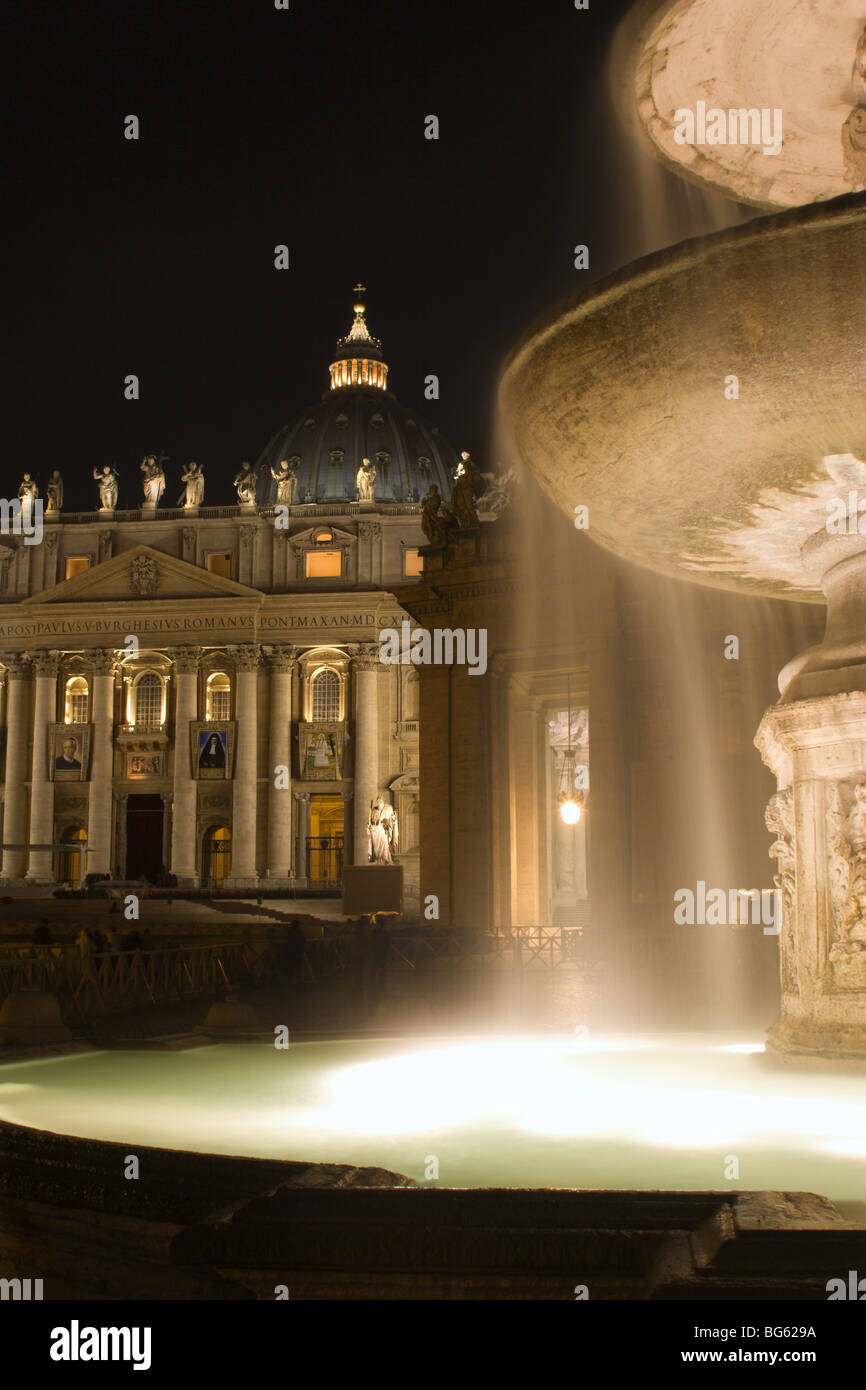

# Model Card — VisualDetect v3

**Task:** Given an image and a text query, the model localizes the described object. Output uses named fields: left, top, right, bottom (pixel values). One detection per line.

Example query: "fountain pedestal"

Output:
left=757, top=693, right=866, bottom=1057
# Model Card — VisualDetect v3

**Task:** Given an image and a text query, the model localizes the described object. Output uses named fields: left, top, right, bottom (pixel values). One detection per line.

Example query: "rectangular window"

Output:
left=206, top=552, right=232, bottom=578
left=65, top=556, right=91, bottom=579
left=210, top=689, right=231, bottom=720
left=305, top=549, right=342, bottom=578
left=68, top=693, right=88, bottom=723
left=403, top=548, right=423, bottom=576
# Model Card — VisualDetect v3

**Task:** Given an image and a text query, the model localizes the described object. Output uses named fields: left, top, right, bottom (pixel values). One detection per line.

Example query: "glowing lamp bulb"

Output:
left=560, top=800, right=581, bottom=825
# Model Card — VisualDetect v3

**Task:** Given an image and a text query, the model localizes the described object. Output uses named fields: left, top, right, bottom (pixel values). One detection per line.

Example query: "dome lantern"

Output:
left=329, top=284, right=389, bottom=391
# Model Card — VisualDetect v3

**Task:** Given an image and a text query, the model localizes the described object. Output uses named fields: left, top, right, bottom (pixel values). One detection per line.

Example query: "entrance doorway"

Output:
left=58, top=826, right=87, bottom=886
left=203, top=826, right=232, bottom=888
left=306, top=795, right=344, bottom=889
left=125, top=794, right=164, bottom=883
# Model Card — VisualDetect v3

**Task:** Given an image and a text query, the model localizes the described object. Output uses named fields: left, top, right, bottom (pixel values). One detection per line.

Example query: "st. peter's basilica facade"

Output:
left=0, top=293, right=458, bottom=896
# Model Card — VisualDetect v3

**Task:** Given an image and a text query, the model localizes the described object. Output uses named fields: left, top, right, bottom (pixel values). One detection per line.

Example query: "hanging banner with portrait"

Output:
left=299, top=722, right=344, bottom=780
left=50, top=724, right=92, bottom=781
left=190, top=721, right=237, bottom=780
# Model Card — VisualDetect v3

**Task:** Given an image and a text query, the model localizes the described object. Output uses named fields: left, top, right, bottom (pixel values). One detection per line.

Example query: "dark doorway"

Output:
left=126, top=794, right=164, bottom=883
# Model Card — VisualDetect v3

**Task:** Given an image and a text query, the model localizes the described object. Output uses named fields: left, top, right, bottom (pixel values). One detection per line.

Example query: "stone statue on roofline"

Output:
left=271, top=458, right=298, bottom=506
left=94, top=464, right=119, bottom=511
left=179, top=460, right=205, bottom=508
left=420, top=484, right=457, bottom=547
left=357, top=456, right=376, bottom=501
left=450, top=450, right=485, bottom=528
left=46, top=470, right=63, bottom=513
left=233, top=461, right=257, bottom=506
left=141, top=454, right=166, bottom=507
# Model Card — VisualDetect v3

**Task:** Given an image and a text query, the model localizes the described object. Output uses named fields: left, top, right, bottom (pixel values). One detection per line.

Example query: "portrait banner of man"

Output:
left=50, top=724, right=91, bottom=781
left=189, top=721, right=237, bottom=780
left=299, top=722, right=344, bottom=780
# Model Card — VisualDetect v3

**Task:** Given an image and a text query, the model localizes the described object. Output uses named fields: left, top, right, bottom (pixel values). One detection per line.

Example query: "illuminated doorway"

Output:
left=58, top=826, right=87, bottom=886
left=306, top=795, right=344, bottom=889
left=203, top=826, right=232, bottom=888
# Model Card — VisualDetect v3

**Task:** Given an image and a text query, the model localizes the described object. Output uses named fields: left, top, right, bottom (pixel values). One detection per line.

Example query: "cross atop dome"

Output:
left=330, top=284, right=388, bottom=391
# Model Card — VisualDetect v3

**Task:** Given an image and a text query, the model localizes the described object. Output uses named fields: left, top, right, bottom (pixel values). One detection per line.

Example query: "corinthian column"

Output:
left=267, top=645, right=296, bottom=882
left=87, top=649, right=117, bottom=877
left=26, top=651, right=60, bottom=882
left=170, top=646, right=201, bottom=886
left=0, top=656, right=31, bottom=881
left=230, top=643, right=260, bottom=884
left=350, top=643, right=381, bottom=865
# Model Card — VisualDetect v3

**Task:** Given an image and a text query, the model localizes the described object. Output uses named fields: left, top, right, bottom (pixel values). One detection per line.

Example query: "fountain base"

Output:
left=757, top=691, right=866, bottom=1057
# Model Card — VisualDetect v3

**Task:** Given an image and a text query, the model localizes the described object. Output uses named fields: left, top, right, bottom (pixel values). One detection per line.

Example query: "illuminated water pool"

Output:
left=1, top=1033, right=865, bottom=1204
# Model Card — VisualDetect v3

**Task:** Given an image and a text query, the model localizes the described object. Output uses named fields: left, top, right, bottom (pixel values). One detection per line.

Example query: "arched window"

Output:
left=206, top=671, right=232, bottom=721
left=311, top=668, right=340, bottom=721
left=134, top=672, right=164, bottom=727
left=65, top=675, right=89, bottom=724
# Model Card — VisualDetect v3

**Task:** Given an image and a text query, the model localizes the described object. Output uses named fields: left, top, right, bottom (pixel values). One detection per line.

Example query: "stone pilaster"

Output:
left=228, top=643, right=260, bottom=884
left=266, top=645, right=296, bottom=882
left=0, top=656, right=31, bottom=881
left=350, top=643, right=381, bottom=865
left=26, top=651, right=60, bottom=881
left=86, top=649, right=117, bottom=877
left=170, top=646, right=201, bottom=886
left=294, top=790, right=310, bottom=885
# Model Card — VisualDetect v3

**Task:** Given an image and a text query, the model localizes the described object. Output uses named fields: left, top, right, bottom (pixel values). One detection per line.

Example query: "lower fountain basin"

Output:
left=2, top=1033, right=865, bottom=1209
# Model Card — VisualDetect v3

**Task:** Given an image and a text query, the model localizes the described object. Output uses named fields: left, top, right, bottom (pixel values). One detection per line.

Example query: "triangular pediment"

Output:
left=30, top=545, right=263, bottom=604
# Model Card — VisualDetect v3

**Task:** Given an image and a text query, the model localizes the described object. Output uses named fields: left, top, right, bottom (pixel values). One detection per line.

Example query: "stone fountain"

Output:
left=500, top=0, right=866, bottom=1057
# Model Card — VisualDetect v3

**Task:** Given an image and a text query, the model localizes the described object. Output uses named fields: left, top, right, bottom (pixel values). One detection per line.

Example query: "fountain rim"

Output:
left=498, top=188, right=866, bottom=400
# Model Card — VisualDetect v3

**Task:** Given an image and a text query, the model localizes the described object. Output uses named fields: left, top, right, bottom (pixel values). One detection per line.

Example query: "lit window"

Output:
left=312, top=669, right=340, bottom=721
left=206, top=552, right=232, bottom=578
left=403, top=548, right=423, bottom=576
left=65, top=556, right=91, bottom=579
left=65, top=675, right=89, bottom=724
left=315, top=530, right=333, bottom=544
left=305, top=549, right=341, bottom=578
left=134, top=673, right=163, bottom=726
left=206, top=671, right=231, bottom=721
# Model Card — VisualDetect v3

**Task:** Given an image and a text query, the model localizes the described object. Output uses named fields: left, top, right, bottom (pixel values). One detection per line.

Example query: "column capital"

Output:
left=348, top=642, right=381, bottom=672
left=90, top=647, right=119, bottom=676
left=31, top=650, right=62, bottom=677
left=265, top=643, right=298, bottom=672
left=173, top=645, right=203, bottom=674
left=293, top=790, right=311, bottom=803
left=228, top=643, right=262, bottom=672
left=0, top=653, right=30, bottom=678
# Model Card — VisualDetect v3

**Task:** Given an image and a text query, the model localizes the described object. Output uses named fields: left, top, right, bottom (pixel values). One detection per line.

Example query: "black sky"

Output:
left=6, top=0, right=644, bottom=510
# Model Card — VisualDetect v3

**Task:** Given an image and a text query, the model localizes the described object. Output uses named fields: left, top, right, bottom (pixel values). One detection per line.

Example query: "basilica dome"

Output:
left=254, top=291, right=458, bottom=506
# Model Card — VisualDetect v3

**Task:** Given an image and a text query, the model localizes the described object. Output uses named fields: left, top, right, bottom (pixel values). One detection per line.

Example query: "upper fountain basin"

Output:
left=613, top=0, right=866, bottom=209
left=498, top=191, right=866, bottom=604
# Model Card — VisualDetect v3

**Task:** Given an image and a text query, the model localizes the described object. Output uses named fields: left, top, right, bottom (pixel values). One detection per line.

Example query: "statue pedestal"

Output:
left=756, top=692, right=866, bottom=1058
left=140, top=504, right=158, bottom=519
left=238, top=502, right=257, bottom=515
left=183, top=505, right=200, bottom=518
left=342, top=864, right=403, bottom=916
left=358, top=499, right=375, bottom=511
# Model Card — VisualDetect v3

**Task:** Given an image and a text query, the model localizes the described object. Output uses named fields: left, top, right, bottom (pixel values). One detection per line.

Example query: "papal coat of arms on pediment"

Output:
left=129, top=555, right=159, bottom=598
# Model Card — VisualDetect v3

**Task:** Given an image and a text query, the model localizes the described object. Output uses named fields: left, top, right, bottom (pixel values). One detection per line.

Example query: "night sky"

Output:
left=7, top=0, right=662, bottom=511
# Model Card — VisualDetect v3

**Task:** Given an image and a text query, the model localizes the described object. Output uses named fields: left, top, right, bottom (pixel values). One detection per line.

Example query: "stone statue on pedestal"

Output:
left=367, top=796, right=399, bottom=864
left=17, top=474, right=38, bottom=513
left=46, top=470, right=63, bottom=513
left=357, top=457, right=376, bottom=501
left=271, top=459, right=298, bottom=506
left=94, top=465, right=119, bottom=511
left=450, top=450, right=485, bottom=528
left=234, top=462, right=257, bottom=506
left=141, top=454, right=166, bottom=507
left=420, top=484, right=456, bottom=546
left=179, top=461, right=205, bottom=508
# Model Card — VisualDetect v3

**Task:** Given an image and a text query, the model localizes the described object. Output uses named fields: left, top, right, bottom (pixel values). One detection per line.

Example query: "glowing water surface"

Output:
left=1, top=1033, right=865, bottom=1202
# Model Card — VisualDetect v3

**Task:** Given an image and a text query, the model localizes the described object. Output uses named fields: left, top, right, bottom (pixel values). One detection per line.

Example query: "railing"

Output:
left=387, top=925, right=600, bottom=971
left=0, top=936, right=355, bottom=1022
left=46, top=501, right=423, bottom=525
